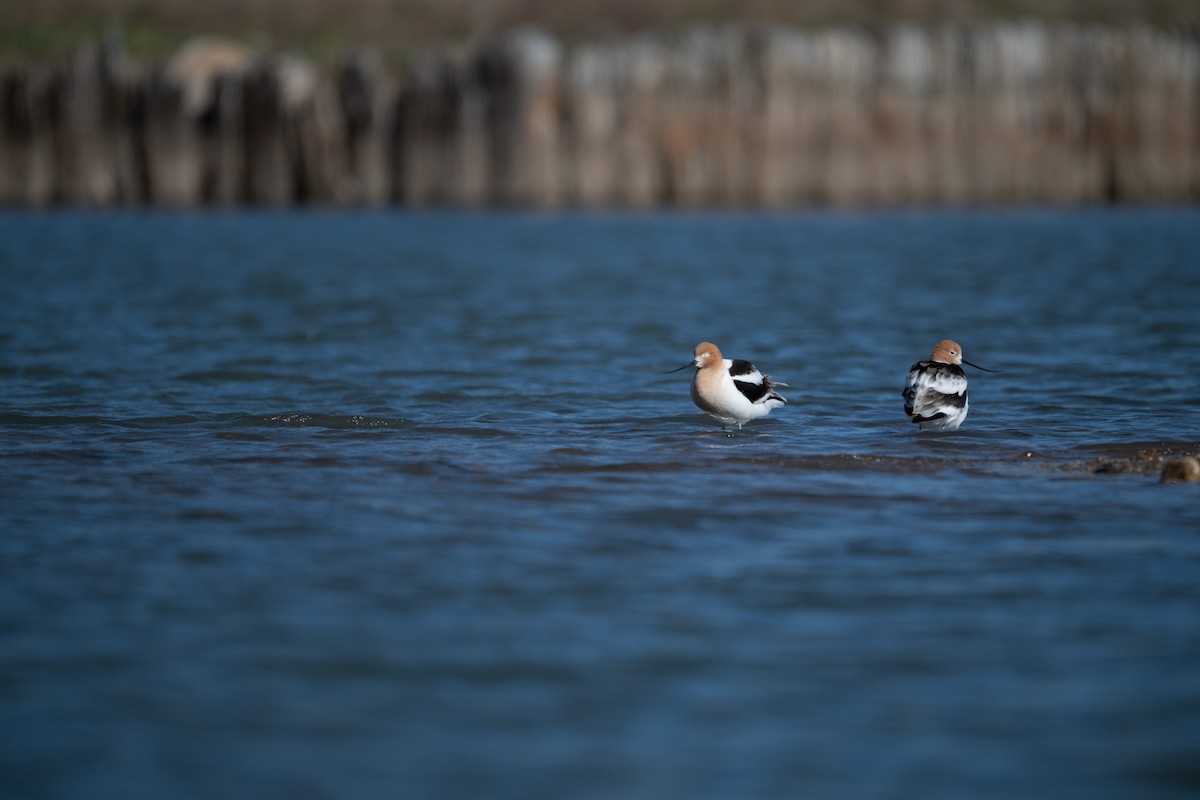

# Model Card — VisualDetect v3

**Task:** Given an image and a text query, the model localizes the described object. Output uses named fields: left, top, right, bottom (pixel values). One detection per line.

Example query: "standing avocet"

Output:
left=668, top=342, right=788, bottom=429
left=902, top=339, right=995, bottom=431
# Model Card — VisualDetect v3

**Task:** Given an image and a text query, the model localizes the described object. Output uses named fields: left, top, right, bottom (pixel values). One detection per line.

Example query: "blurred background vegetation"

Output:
left=4, top=0, right=1199, bottom=63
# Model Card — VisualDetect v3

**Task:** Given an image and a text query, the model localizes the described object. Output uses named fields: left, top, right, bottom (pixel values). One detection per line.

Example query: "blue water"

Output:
left=2, top=209, right=1199, bottom=799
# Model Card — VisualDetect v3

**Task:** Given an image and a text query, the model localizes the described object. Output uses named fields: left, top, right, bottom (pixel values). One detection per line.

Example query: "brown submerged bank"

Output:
left=549, top=442, right=1200, bottom=485
left=2, top=24, right=1199, bottom=208
left=706, top=441, right=1200, bottom=482
left=1063, top=442, right=1200, bottom=482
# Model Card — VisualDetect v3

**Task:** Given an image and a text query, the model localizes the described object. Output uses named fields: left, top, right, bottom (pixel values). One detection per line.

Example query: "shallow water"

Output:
left=2, top=208, right=1199, bottom=799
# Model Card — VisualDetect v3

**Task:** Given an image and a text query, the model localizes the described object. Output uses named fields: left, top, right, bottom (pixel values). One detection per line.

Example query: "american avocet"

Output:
left=902, top=339, right=996, bottom=431
left=667, top=341, right=788, bottom=429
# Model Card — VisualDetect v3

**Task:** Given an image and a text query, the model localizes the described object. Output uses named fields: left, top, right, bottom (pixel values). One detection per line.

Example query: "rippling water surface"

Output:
left=2, top=209, right=1199, bottom=799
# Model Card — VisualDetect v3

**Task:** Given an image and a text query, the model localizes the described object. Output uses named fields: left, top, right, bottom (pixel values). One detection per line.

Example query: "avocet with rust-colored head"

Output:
left=668, top=341, right=788, bottom=429
left=902, top=339, right=996, bottom=431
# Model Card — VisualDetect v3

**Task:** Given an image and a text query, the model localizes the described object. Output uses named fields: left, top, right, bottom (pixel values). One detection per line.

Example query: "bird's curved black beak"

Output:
left=962, top=359, right=999, bottom=373
left=663, top=362, right=695, bottom=374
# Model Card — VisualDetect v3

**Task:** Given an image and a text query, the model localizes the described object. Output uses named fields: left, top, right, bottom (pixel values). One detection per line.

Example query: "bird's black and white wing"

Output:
left=902, top=361, right=966, bottom=424
left=729, top=359, right=788, bottom=405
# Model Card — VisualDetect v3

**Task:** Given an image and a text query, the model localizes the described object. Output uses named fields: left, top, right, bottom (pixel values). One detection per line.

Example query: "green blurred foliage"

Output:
left=2, top=0, right=1198, bottom=63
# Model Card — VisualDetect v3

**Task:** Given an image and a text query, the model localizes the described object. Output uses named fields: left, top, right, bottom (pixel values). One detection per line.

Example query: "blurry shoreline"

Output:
left=2, top=24, right=1198, bottom=208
